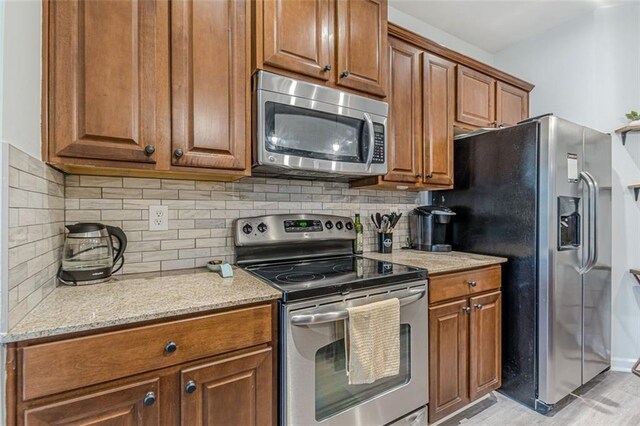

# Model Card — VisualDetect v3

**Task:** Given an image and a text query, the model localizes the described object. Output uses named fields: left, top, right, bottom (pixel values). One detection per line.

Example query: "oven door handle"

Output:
left=290, top=289, right=426, bottom=326
left=364, top=112, right=375, bottom=170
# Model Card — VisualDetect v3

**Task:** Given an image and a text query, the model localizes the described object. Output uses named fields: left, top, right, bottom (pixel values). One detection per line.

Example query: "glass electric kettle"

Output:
left=58, top=223, right=127, bottom=285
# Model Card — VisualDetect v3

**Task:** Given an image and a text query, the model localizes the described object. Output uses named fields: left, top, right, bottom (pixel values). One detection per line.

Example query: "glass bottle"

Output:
left=353, top=214, right=364, bottom=254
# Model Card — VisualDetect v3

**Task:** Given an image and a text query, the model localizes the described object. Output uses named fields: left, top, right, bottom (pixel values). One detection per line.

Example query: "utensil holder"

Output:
left=377, top=232, right=393, bottom=253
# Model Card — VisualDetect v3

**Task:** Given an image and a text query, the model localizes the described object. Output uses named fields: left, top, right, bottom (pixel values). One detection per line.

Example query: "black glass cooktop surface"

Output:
left=244, top=256, right=427, bottom=301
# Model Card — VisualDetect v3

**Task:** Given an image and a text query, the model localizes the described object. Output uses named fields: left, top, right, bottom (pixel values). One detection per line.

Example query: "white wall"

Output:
left=388, top=6, right=494, bottom=65
left=494, top=3, right=640, bottom=371
left=1, top=0, right=42, bottom=160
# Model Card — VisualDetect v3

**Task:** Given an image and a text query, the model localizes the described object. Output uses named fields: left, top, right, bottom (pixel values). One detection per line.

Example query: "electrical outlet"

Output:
left=149, top=205, right=169, bottom=231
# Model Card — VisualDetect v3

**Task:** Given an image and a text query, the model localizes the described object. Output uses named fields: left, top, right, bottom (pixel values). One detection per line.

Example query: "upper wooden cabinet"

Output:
left=335, top=0, right=388, bottom=96
left=457, top=66, right=530, bottom=129
left=44, top=0, right=250, bottom=180
left=496, top=81, right=529, bottom=126
left=254, top=0, right=388, bottom=97
left=423, top=53, right=455, bottom=187
left=171, top=0, right=249, bottom=171
left=456, top=65, right=496, bottom=128
left=47, top=0, right=170, bottom=168
left=383, top=36, right=422, bottom=185
left=261, top=0, right=331, bottom=81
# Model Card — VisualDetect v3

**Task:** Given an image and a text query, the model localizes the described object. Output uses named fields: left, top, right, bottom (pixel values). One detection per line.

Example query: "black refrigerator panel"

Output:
left=439, top=122, right=539, bottom=408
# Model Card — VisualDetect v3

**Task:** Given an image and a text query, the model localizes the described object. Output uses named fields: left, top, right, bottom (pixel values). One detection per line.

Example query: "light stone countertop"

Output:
left=2, top=267, right=280, bottom=343
left=363, top=250, right=507, bottom=275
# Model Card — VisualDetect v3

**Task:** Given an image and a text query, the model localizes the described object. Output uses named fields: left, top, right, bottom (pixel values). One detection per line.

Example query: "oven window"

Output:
left=265, top=102, right=368, bottom=163
left=315, top=324, right=411, bottom=421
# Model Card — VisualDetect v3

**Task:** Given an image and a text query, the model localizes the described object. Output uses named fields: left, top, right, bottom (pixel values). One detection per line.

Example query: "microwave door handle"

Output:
left=290, top=289, right=426, bottom=326
left=364, top=113, right=375, bottom=170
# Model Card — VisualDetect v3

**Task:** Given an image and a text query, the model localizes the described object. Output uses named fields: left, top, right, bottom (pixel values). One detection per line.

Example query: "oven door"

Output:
left=256, top=89, right=387, bottom=176
left=282, top=282, right=428, bottom=426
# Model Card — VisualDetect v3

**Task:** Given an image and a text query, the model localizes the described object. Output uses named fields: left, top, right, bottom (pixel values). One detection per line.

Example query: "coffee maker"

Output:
left=408, top=205, right=456, bottom=252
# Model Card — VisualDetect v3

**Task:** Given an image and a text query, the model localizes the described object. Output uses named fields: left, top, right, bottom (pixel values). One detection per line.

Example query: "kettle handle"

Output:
left=106, top=226, right=127, bottom=274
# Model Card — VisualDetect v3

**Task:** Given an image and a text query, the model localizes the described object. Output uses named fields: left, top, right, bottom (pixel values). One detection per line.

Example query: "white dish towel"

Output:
left=345, top=298, right=400, bottom=384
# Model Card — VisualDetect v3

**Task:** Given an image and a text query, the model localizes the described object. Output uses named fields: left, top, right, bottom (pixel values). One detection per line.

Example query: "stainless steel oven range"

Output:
left=253, top=71, right=388, bottom=181
left=235, top=214, right=428, bottom=425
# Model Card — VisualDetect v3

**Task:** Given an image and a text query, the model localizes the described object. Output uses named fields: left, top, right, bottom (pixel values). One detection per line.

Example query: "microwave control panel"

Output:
left=372, top=123, right=385, bottom=164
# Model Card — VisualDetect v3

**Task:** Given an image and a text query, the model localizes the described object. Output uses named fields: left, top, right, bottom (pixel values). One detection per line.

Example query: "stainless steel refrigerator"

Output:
left=440, top=115, right=611, bottom=413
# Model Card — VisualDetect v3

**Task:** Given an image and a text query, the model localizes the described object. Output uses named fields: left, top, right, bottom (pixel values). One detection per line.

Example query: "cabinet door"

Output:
left=456, top=65, right=496, bottom=128
left=423, top=54, right=455, bottom=187
left=23, top=378, right=160, bottom=425
left=181, top=348, right=273, bottom=426
left=171, top=0, right=249, bottom=171
left=261, top=0, right=331, bottom=81
left=48, top=0, right=169, bottom=165
left=469, top=291, right=502, bottom=400
left=335, top=0, right=388, bottom=96
left=428, top=299, right=470, bottom=422
left=496, top=81, right=529, bottom=127
left=383, top=36, right=422, bottom=184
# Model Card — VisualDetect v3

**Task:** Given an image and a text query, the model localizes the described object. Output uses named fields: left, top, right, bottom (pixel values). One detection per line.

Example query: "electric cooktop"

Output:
left=244, top=255, right=427, bottom=301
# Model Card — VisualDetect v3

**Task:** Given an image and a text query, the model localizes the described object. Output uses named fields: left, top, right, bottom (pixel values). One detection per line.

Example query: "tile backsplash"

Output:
left=7, top=145, right=65, bottom=329
left=65, top=175, right=421, bottom=274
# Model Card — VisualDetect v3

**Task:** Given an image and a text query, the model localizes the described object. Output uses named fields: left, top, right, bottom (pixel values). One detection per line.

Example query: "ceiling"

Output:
left=389, top=0, right=627, bottom=53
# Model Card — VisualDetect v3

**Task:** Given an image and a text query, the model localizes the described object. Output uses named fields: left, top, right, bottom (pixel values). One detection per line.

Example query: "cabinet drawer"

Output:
left=21, top=304, right=272, bottom=401
left=429, top=266, right=501, bottom=304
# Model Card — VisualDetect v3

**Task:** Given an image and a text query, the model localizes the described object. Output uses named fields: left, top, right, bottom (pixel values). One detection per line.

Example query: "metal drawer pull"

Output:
left=474, top=304, right=484, bottom=310
left=467, top=281, right=477, bottom=287
left=462, top=306, right=471, bottom=313
left=164, top=341, right=178, bottom=354
left=290, top=289, right=426, bottom=326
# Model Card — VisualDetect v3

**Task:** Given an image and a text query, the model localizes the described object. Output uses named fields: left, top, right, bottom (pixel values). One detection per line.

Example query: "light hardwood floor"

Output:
left=440, top=372, right=640, bottom=425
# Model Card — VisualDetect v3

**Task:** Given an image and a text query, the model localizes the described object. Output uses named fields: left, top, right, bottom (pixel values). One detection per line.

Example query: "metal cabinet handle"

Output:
left=490, top=120, right=498, bottom=127
left=462, top=306, right=471, bottom=313
left=185, top=380, right=197, bottom=394
left=474, top=304, right=483, bottom=310
left=467, top=281, right=477, bottom=287
left=416, top=173, right=423, bottom=178
left=323, top=64, right=332, bottom=72
left=143, top=391, right=156, bottom=406
left=340, top=70, right=350, bottom=78
left=164, top=341, right=178, bottom=354
left=144, top=145, right=155, bottom=155
left=174, top=149, right=184, bottom=158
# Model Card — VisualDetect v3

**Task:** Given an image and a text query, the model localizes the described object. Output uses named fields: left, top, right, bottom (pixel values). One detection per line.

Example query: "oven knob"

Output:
left=257, top=223, right=267, bottom=233
left=336, top=221, right=343, bottom=230
left=242, top=224, right=253, bottom=234
left=325, top=221, right=333, bottom=230
left=345, top=222, right=353, bottom=230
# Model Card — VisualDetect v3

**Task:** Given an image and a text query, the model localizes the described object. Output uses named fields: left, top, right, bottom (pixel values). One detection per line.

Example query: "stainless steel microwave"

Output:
left=253, top=71, right=388, bottom=180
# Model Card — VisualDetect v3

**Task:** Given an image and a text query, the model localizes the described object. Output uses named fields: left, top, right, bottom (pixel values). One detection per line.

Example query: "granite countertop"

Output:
left=2, top=267, right=280, bottom=343
left=363, top=250, right=507, bottom=275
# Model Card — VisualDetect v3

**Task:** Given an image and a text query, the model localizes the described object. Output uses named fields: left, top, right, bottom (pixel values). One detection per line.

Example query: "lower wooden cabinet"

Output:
left=181, top=348, right=273, bottom=426
left=428, top=298, right=470, bottom=419
left=23, top=378, right=161, bottom=425
left=8, top=302, right=277, bottom=426
left=428, top=268, right=502, bottom=423
left=469, top=291, right=502, bottom=400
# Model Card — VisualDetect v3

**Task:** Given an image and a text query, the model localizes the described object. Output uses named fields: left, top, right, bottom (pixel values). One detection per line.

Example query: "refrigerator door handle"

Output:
left=579, top=171, right=598, bottom=274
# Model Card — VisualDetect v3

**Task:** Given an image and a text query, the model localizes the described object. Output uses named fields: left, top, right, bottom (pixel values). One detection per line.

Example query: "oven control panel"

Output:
left=372, top=123, right=385, bottom=164
left=234, top=214, right=356, bottom=246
